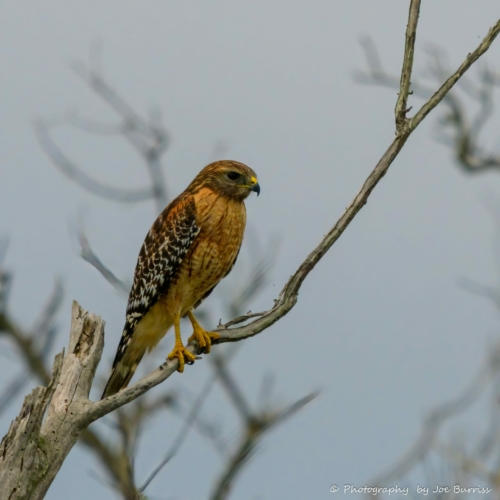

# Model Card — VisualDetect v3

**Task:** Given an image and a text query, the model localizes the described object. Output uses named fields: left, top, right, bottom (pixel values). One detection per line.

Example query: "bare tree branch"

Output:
left=412, top=21, right=500, bottom=130
left=354, top=36, right=433, bottom=99
left=0, top=353, right=63, bottom=499
left=0, top=374, right=31, bottom=415
left=36, top=46, right=171, bottom=213
left=0, top=271, right=141, bottom=497
left=78, top=225, right=131, bottom=295
left=71, top=49, right=170, bottom=212
left=221, top=311, right=267, bottom=328
left=86, top=15, right=500, bottom=422
left=166, top=390, right=228, bottom=456
left=458, top=277, right=500, bottom=309
left=395, top=0, right=420, bottom=132
left=209, top=392, right=318, bottom=500
left=211, top=352, right=254, bottom=424
left=139, top=375, right=216, bottom=492
left=369, top=344, right=500, bottom=486
left=3, top=9, right=500, bottom=500
left=0, top=272, right=11, bottom=317
left=357, top=22, right=500, bottom=174
left=0, top=302, right=107, bottom=499
left=204, top=342, right=317, bottom=499
left=66, top=111, right=127, bottom=136
left=0, top=311, right=51, bottom=386
left=0, top=280, right=63, bottom=415
left=225, top=236, right=279, bottom=319
left=35, top=118, right=154, bottom=203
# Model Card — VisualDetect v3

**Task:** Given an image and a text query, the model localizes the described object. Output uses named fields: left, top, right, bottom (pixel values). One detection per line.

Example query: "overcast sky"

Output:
left=2, top=1, right=500, bottom=499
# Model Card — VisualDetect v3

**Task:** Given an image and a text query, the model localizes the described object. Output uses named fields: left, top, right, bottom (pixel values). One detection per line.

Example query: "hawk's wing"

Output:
left=107, top=194, right=200, bottom=378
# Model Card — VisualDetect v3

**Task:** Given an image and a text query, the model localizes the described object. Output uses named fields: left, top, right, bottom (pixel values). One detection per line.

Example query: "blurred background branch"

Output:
left=355, top=36, right=500, bottom=174
left=208, top=348, right=318, bottom=500
left=357, top=31, right=500, bottom=500
left=0, top=44, right=314, bottom=499
left=3, top=4, right=498, bottom=498
left=36, top=44, right=169, bottom=213
left=365, top=341, right=500, bottom=499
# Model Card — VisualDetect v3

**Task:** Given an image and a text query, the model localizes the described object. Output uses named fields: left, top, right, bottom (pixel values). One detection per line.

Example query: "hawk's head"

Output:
left=188, top=160, right=260, bottom=201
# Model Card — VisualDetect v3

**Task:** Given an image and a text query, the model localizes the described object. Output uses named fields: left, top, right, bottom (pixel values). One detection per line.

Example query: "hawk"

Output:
left=102, top=160, right=260, bottom=398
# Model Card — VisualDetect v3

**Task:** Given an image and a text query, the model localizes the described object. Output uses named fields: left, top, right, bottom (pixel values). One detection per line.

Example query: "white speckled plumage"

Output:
left=102, top=160, right=258, bottom=398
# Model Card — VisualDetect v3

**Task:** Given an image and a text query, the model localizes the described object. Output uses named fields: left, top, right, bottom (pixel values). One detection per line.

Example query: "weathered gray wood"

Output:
left=0, top=302, right=105, bottom=500
left=0, top=356, right=62, bottom=500
left=0, top=15, right=499, bottom=497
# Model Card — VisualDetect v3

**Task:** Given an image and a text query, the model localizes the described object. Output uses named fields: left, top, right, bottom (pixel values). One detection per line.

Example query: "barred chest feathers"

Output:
left=165, top=187, right=246, bottom=316
left=101, top=159, right=259, bottom=398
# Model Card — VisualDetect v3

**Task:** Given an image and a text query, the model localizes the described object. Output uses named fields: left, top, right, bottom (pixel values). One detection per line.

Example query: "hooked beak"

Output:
left=250, top=176, right=260, bottom=196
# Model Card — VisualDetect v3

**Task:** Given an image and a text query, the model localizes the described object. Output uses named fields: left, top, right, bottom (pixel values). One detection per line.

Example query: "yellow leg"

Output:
left=187, top=311, right=220, bottom=354
left=167, top=314, right=196, bottom=373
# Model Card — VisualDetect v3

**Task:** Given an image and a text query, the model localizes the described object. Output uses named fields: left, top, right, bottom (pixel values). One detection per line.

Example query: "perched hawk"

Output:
left=102, top=160, right=260, bottom=398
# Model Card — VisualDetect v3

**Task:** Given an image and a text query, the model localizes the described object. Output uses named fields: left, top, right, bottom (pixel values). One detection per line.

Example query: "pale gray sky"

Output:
left=2, top=1, right=500, bottom=499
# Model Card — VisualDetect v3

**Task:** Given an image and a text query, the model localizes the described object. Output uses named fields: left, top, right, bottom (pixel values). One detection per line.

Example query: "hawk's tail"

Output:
left=101, top=350, right=145, bottom=399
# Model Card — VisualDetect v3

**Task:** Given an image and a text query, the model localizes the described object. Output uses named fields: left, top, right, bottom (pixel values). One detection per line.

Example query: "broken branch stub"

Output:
left=0, top=302, right=105, bottom=500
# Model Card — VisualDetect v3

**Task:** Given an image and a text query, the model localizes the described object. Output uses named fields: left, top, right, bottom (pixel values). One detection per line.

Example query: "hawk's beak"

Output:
left=250, top=176, right=260, bottom=196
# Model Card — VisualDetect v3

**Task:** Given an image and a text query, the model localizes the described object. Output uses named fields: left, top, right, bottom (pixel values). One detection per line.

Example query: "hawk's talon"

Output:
left=188, top=327, right=220, bottom=354
left=100, top=162, right=259, bottom=397
left=167, top=344, right=196, bottom=373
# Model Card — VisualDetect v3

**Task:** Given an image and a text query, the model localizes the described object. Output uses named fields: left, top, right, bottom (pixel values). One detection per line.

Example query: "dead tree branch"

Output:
left=203, top=348, right=317, bottom=499
left=363, top=339, right=500, bottom=500
left=209, top=390, right=318, bottom=500
left=395, top=0, right=420, bottom=132
left=72, top=14, right=500, bottom=425
left=0, top=265, right=142, bottom=497
left=35, top=118, right=155, bottom=203
left=36, top=47, right=170, bottom=213
left=368, top=347, right=499, bottom=487
left=78, top=224, right=131, bottom=296
left=2, top=9, right=500, bottom=500
left=139, top=375, right=216, bottom=492
left=0, top=303, right=104, bottom=500
left=356, top=28, right=500, bottom=173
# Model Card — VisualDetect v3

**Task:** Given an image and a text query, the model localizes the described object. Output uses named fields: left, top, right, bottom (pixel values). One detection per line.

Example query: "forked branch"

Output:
left=2, top=8, right=500, bottom=500
left=395, top=0, right=421, bottom=132
left=87, top=14, right=500, bottom=420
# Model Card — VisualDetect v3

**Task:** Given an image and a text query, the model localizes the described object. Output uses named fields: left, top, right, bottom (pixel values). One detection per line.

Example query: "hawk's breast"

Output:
left=164, top=187, right=246, bottom=315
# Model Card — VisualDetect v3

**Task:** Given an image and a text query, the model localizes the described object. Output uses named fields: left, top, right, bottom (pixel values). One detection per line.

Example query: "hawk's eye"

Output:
left=227, top=171, right=240, bottom=181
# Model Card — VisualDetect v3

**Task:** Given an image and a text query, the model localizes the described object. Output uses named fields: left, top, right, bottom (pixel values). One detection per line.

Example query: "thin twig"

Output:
left=0, top=313, right=51, bottom=385
left=167, top=395, right=227, bottom=456
left=78, top=226, right=131, bottom=295
left=139, top=375, right=216, bottom=492
left=0, top=373, right=31, bottom=414
left=354, top=36, right=433, bottom=99
left=212, top=352, right=254, bottom=424
left=222, top=312, right=266, bottom=328
left=369, top=356, right=495, bottom=486
left=72, top=53, right=170, bottom=212
left=0, top=288, right=141, bottom=497
left=410, top=20, right=500, bottom=130
left=395, top=0, right=421, bottom=132
left=88, top=15, right=500, bottom=421
left=226, top=236, right=278, bottom=319
left=35, top=119, right=154, bottom=203
left=209, top=392, right=317, bottom=500
left=31, top=279, right=64, bottom=346
left=356, top=33, right=500, bottom=174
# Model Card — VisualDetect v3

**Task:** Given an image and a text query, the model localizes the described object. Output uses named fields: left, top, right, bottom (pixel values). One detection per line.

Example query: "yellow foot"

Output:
left=167, top=344, right=196, bottom=373
left=188, top=326, right=220, bottom=354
